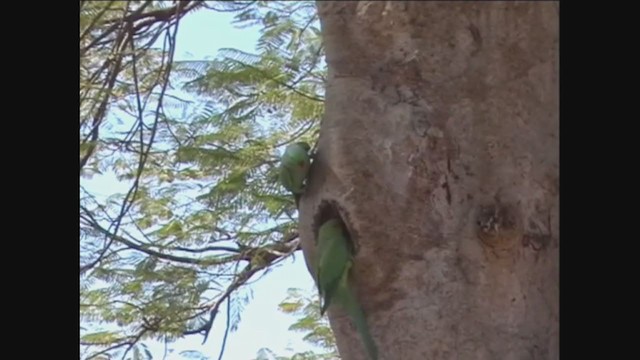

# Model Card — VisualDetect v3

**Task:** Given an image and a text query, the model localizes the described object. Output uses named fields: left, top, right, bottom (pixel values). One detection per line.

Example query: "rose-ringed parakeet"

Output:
left=316, top=218, right=378, bottom=360
left=279, top=142, right=311, bottom=207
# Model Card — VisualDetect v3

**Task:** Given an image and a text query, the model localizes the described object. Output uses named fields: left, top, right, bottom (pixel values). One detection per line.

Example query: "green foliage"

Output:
left=80, top=1, right=326, bottom=359
left=253, top=288, right=339, bottom=360
left=178, top=350, right=211, bottom=360
left=254, top=347, right=330, bottom=360
left=279, top=288, right=336, bottom=352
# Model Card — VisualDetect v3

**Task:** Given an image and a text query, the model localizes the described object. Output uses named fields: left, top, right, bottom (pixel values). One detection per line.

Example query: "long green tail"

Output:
left=338, top=283, right=379, bottom=360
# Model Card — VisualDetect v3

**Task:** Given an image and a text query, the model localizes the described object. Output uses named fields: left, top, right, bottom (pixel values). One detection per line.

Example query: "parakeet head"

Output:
left=317, top=218, right=345, bottom=241
left=321, top=218, right=342, bottom=230
left=294, top=142, right=311, bottom=152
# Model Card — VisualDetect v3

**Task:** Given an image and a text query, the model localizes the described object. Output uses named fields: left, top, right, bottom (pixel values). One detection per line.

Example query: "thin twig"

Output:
left=216, top=296, right=232, bottom=360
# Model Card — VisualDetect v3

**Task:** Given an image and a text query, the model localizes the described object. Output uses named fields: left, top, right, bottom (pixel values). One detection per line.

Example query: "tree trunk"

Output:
left=299, top=2, right=558, bottom=359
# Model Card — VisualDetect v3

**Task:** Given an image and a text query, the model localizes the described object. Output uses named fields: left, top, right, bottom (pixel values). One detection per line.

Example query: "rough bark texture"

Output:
left=299, top=2, right=558, bottom=360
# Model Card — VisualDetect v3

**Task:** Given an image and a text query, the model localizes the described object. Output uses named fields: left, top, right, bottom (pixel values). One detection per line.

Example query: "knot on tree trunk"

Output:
left=475, top=199, right=522, bottom=255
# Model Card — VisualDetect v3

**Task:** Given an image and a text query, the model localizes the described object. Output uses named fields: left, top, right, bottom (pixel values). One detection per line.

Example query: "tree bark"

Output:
left=300, top=2, right=558, bottom=359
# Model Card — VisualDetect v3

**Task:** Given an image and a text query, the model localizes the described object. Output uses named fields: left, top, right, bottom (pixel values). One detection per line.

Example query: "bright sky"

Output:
left=83, top=9, right=319, bottom=360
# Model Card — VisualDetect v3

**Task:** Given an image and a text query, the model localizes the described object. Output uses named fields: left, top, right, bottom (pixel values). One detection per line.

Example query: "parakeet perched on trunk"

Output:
left=316, top=219, right=378, bottom=360
left=279, top=142, right=311, bottom=207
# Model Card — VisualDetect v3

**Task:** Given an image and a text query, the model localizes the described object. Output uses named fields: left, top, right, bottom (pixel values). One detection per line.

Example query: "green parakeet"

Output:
left=279, top=142, right=311, bottom=207
left=316, top=219, right=379, bottom=360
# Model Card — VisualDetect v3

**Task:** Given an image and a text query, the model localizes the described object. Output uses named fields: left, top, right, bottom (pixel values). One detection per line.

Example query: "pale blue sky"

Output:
left=83, top=9, right=319, bottom=360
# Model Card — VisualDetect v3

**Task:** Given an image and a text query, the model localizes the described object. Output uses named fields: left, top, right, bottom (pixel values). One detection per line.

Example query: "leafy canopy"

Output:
left=80, top=1, right=333, bottom=359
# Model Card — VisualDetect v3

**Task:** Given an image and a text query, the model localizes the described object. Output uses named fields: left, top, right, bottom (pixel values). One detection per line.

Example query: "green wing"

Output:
left=316, top=219, right=351, bottom=315
left=316, top=219, right=377, bottom=359
left=279, top=143, right=310, bottom=194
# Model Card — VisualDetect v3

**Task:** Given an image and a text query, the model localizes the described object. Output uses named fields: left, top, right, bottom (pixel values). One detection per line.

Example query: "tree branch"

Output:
left=186, top=234, right=301, bottom=342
